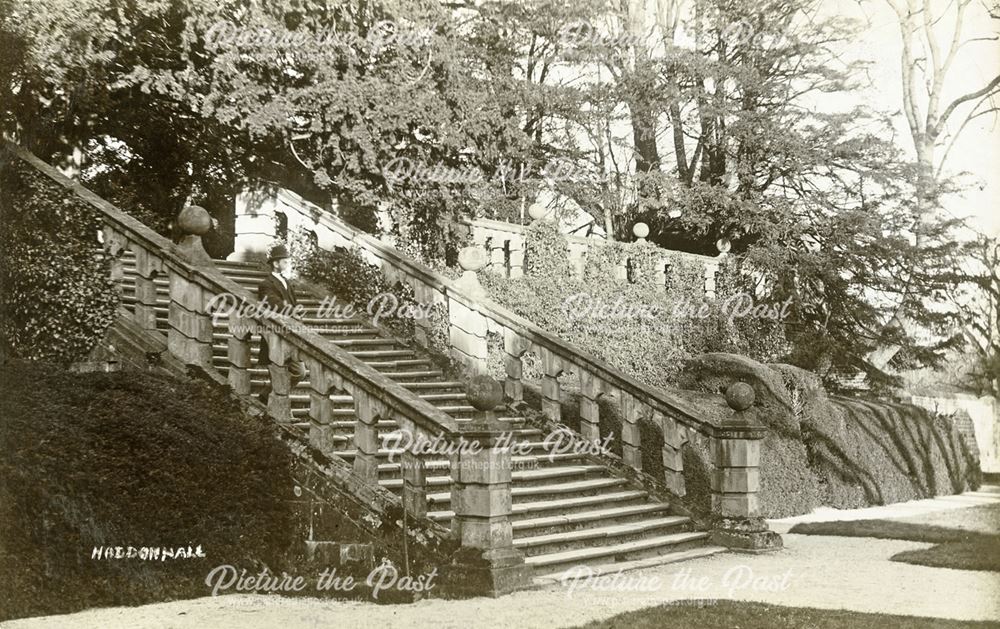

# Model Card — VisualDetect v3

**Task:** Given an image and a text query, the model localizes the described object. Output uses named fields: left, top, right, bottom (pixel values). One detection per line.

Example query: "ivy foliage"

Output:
left=0, top=158, right=119, bottom=363
left=484, top=225, right=788, bottom=390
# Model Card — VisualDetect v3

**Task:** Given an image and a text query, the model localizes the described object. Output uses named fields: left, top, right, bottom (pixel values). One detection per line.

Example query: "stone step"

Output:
left=427, top=490, right=650, bottom=523
left=531, top=546, right=728, bottom=584
left=512, top=503, right=675, bottom=537
left=423, top=478, right=632, bottom=507
left=523, top=531, right=711, bottom=573
left=514, top=516, right=690, bottom=557
left=378, top=454, right=583, bottom=483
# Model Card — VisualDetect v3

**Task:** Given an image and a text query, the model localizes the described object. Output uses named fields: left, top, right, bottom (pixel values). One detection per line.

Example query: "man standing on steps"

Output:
left=256, top=243, right=307, bottom=406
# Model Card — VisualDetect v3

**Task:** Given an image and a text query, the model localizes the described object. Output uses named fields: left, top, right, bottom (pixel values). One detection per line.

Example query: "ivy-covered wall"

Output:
left=483, top=220, right=788, bottom=390
left=0, top=158, right=119, bottom=363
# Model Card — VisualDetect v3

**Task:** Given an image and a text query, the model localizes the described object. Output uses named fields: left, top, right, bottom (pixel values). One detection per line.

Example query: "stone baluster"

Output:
left=578, top=370, right=603, bottom=443
left=305, top=358, right=340, bottom=454
left=618, top=391, right=644, bottom=471
left=488, top=237, right=506, bottom=271
left=710, top=383, right=781, bottom=551
left=502, top=329, right=529, bottom=404
left=132, top=248, right=164, bottom=333
left=445, top=378, right=530, bottom=597
left=167, top=272, right=213, bottom=367
left=657, top=410, right=686, bottom=496
left=226, top=307, right=253, bottom=396
left=705, top=263, right=718, bottom=299
left=539, top=348, right=563, bottom=423
left=352, top=392, right=385, bottom=486
left=398, top=417, right=428, bottom=518
left=262, top=331, right=293, bottom=420
left=508, top=236, right=524, bottom=279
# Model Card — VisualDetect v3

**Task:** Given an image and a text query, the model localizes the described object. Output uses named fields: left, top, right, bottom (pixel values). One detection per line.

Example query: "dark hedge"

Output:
left=0, top=360, right=297, bottom=621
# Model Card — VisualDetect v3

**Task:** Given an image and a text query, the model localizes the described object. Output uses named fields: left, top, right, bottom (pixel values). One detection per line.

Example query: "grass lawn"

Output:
left=570, top=600, right=1000, bottom=628
left=789, top=502, right=1000, bottom=572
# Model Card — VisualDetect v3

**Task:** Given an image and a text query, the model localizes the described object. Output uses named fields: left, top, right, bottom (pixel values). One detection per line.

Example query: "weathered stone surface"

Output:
left=452, top=484, right=512, bottom=518
left=715, top=438, right=761, bottom=468
left=711, top=493, right=760, bottom=518
left=451, top=517, right=513, bottom=549
left=714, top=467, right=760, bottom=493
left=710, top=517, right=782, bottom=552
left=440, top=547, right=531, bottom=598
left=167, top=303, right=213, bottom=342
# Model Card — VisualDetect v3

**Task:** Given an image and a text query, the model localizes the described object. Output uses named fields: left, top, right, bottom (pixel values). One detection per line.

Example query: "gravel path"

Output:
left=4, top=533, right=998, bottom=628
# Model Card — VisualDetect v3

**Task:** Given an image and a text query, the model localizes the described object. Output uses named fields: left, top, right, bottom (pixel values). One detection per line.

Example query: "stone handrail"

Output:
left=234, top=186, right=763, bottom=504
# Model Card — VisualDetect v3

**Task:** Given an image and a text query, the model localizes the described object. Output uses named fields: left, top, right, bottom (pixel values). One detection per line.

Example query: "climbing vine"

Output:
left=0, top=158, right=119, bottom=363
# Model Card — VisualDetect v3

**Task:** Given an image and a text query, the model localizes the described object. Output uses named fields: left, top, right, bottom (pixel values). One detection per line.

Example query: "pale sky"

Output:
left=825, top=0, right=1000, bottom=237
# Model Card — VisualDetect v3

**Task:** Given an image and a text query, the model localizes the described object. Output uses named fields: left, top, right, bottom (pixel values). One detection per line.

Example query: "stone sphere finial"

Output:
left=527, top=203, right=549, bottom=222
left=458, top=246, right=488, bottom=273
left=633, top=222, right=649, bottom=242
left=716, top=238, right=732, bottom=254
left=177, top=205, right=212, bottom=236
left=725, top=382, right=755, bottom=411
left=466, top=375, right=504, bottom=411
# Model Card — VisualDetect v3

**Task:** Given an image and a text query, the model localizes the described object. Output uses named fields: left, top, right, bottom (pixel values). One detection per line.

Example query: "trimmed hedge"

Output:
left=0, top=360, right=297, bottom=621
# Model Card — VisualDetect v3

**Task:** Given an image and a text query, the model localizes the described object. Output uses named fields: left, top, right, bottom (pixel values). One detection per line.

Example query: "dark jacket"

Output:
left=256, top=273, right=298, bottom=366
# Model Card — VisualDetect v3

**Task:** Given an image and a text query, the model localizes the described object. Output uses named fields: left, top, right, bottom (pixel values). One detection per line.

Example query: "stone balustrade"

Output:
left=4, top=142, right=536, bottom=594
left=454, top=216, right=723, bottom=297
left=235, top=185, right=773, bottom=548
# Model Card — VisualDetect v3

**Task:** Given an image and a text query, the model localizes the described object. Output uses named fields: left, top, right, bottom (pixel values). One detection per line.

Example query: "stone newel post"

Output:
left=709, top=383, right=782, bottom=551
left=443, top=377, right=530, bottom=597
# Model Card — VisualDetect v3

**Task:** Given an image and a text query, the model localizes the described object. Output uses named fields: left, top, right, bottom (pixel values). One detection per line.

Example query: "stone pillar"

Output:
left=658, top=411, right=686, bottom=496
left=167, top=272, right=213, bottom=367
left=444, top=419, right=531, bottom=597
left=709, top=383, right=781, bottom=552
left=230, top=189, right=279, bottom=262
left=619, top=391, right=644, bottom=471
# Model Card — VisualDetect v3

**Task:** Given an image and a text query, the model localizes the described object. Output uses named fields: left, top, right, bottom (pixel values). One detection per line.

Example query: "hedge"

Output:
left=0, top=360, right=297, bottom=620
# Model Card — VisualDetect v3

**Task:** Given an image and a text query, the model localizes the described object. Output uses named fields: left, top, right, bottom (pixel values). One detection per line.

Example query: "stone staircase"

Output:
left=119, top=254, right=725, bottom=579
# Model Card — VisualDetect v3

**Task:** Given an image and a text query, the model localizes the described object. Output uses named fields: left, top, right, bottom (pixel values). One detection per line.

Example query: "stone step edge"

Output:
left=514, top=516, right=690, bottom=549
left=524, top=531, right=711, bottom=568
left=529, top=545, right=728, bottom=586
